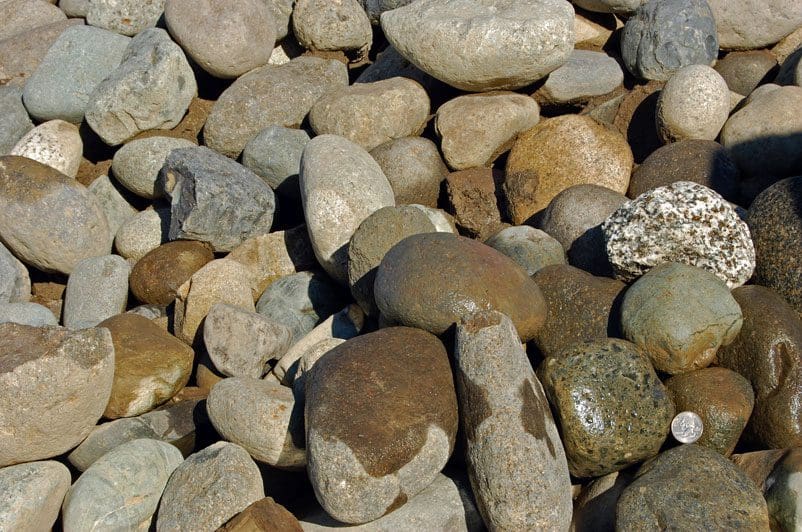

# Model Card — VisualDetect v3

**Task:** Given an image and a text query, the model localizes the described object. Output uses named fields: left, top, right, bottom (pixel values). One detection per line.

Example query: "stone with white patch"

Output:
left=10, top=119, right=82, bottom=177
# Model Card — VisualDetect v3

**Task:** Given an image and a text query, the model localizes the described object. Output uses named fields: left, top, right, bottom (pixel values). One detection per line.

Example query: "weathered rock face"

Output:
left=0, top=461, right=71, bottom=532
left=444, top=168, right=505, bottom=241
left=0, top=324, right=115, bottom=467
left=305, top=327, right=458, bottom=524
left=374, top=232, right=548, bottom=340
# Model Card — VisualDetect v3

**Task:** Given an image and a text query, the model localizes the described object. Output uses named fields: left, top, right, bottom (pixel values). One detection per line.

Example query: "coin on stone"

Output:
left=671, top=411, right=704, bottom=444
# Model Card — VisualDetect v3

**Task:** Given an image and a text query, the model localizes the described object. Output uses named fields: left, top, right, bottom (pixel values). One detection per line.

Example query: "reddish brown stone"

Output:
left=218, top=497, right=302, bottom=532
left=444, top=168, right=504, bottom=240
left=129, top=240, right=215, bottom=305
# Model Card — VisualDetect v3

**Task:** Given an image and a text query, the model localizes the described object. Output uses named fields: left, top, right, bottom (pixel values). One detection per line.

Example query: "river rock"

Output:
left=0, top=461, right=71, bottom=532
left=85, top=28, right=196, bottom=146
left=538, top=49, right=624, bottom=104
left=0, top=86, right=33, bottom=154
left=435, top=92, right=540, bottom=170
left=62, top=439, right=183, bottom=531
left=455, top=310, right=572, bottom=530
left=0, top=323, right=115, bottom=466
left=10, top=119, right=82, bottom=178
left=156, top=442, right=265, bottom=532
left=241, top=126, right=310, bottom=203
left=714, top=50, right=779, bottom=95
left=204, top=56, right=348, bottom=158
left=305, top=327, right=458, bottom=524
left=0, top=155, right=112, bottom=274
left=0, top=18, right=83, bottom=88
left=88, top=174, right=137, bottom=237
left=733, top=449, right=802, bottom=531
left=444, top=168, right=504, bottom=240
left=603, top=181, right=756, bottom=288
left=63, top=254, right=130, bottom=329
left=375, top=232, right=548, bottom=340
left=113, top=206, right=170, bottom=262
left=0, top=302, right=57, bottom=326
left=0, top=0, right=64, bottom=41
left=0, top=241, right=30, bottom=304
left=60, top=0, right=89, bottom=17
left=86, top=0, right=166, bottom=36
left=485, top=226, right=566, bottom=275
left=656, top=65, right=731, bottom=142
left=707, top=0, right=802, bottom=51
left=504, top=114, right=632, bottom=224
left=571, top=470, right=636, bottom=532
left=111, top=136, right=196, bottom=199
left=370, top=137, right=446, bottom=207
left=381, top=0, right=575, bottom=91
left=293, top=0, right=371, bottom=57
left=221, top=497, right=303, bottom=532
left=22, top=25, right=130, bottom=123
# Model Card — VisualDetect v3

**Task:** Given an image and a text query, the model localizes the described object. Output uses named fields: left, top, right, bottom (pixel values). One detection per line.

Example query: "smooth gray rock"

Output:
left=0, top=302, right=57, bottom=326
left=112, top=136, right=196, bottom=199
left=370, top=137, right=447, bottom=208
left=241, top=126, right=310, bottom=202
left=0, top=461, right=71, bottom=532
left=621, top=0, right=718, bottom=81
left=10, top=119, right=82, bottom=178
left=62, top=439, right=183, bottom=531
left=22, top=25, right=130, bottom=123
left=63, top=254, right=130, bottom=329
left=0, top=18, right=83, bottom=89
left=160, top=146, right=276, bottom=252
left=204, top=56, right=348, bottom=158
left=0, top=86, right=33, bottom=155
left=85, top=28, right=197, bottom=146
left=0, top=241, right=30, bottom=304
left=292, top=0, right=371, bottom=55
left=656, top=64, right=730, bottom=142
left=539, top=49, right=624, bottom=104
left=455, top=310, right=572, bottom=530
left=381, top=0, right=575, bottom=91
left=59, top=0, right=89, bottom=17
left=86, top=0, right=166, bottom=36
left=485, top=226, right=566, bottom=276
left=157, top=442, right=265, bottom=532
left=0, top=324, right=115, bottom=467
left=0, top=0, right=66, bottom=41
left=707, top=0, right=802, bottom=51
left=114, top=206, right=170, bottom=261
left=88, top=174, right=137, bottom=237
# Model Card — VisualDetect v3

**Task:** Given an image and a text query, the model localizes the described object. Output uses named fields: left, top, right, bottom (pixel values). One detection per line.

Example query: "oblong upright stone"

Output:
left=455, top=310, right=572, bottom=531
left=63, top=254, right=130, bottom=329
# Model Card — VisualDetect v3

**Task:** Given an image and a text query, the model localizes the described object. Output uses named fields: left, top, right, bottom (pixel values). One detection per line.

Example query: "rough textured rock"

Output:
left=538, top=338, right=674, bottom=478
left=0, top=241, right=30, bottom=304
left=62, top=439, right=183, bottom=531
left=455, top=310, right=572, bottom=530
left=204, top=57, right=348, bottom=158
left=220, top=497, right=303, bottom=532
left=707, top=0, right=802, bottom=51
left=0, top=86, right=33, bottom=154
left=63, top=254, right=130, bottom=329
left=0, top=302, right=57, bottom=326
left=305, top=327, right=458, bottom=524
left=112, top=136, right=196, bottom=199
left=241, top=126, right=310, bottom=203
left=485, top=226, right=566, bottom=276
left=656, top=65, right=731, bottom=142
left=86, top=0, right=166, bottom=36
left=504, top=115, right=633, bottom=223
left=0, top=156, right=112, bottom=274
left=603, top=181, right=756, bottom=288
left=435, top=92, right=540, bottom=170
left=444, top=168, right=504, bottom=240
left=621, top=262, right=743, bottom=374
left=0, top=460, right=71, bottom=532
left=620, top=0, right=718, bottom=81
left=161, top=146, right=275, bottom=252
left=157, top=442, right=265, bottom=532
left=164, top=0, right=275, bottom=79
left=375, top=232, right=548, bottom=340
left=0, top=324, right=115, bottom=466
left=370, top=136, right=446, bottom=207
left=114, top=206, right=170, bottom=262
left=22, top=25, right=130, bottom=123
left=381, top=0, right=575, bottom=91
left=59, top=0, right=89, bottom=17
left=538, top=49, right=624, bottom=104
left=10, top=119, right=82, bottom=178
left=0, top=0, right=64, bottom=41
left=714, top=49, right=778, bottom=95
left=130, top=240, right=213, bottom=306
left=309, top=78, right=429, bottom=152
left=293, top=0, right=371, bottom=56
left=85, top=28, right=197, bottom=146
left=616, top=445, right=770, bottom=530
left=88, top=174, right=137, bottom=237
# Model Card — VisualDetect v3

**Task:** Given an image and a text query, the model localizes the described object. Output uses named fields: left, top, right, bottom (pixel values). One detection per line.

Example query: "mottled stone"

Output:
left=0, top=241, right=30, bottom=304
left=375, top=232, right=548, bottom=340
left=10, top=119, right=82, bottom=177
left=538, top=49, right=624, bottom=104
left=0, top=86, right=33, bottom=154
left=714, top=50, right=778, bottom=95
left=707, top=0, right=802, bottom=51
left=130, top=240, right=214, bottom=306
left=88, top=174, right=137, bottom=237
left=221, top=497, right=302, bottom=532
left=63, top=254, right=130, bottom=329
left=0, top=302, right=57, bottom=326
left=86, top=0, right=166, bottom=36
left=0, top=461, right=71, bottom=532
left=111, top=136, right=196, bottom=199
left=241, top=126, right=310, bottom=203
left=293, top=0, right=371, bottom=56
left=656, top=65, right=731, bottom=142
left=114, top=206, right=170, bottom=262
left=0, top=0, right=65, bottom=41
left=485, top=225, right=566, bottom=276
left=538, top=338, right=674, bottom=478
left=733, top=449, right=802, bottom=531
left=369, top=136, right=446, bottom=207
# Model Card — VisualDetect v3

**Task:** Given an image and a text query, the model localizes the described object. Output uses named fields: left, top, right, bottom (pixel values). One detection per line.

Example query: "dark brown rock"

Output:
left=219, top=497, right=302, bottom=532
left=714, top=50, right=778, bottom=96
left=612, top=80, right=664, bottom=164
left=129, top=240, right=215, bottom=305
left=444, top=168, right=504, bottom=240
left=374, top=232, right=547, bottom=341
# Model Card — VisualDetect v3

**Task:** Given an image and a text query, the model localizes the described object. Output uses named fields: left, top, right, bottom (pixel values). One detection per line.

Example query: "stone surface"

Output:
left=22, top=25, right=130, bottom=123
left=444, top=168, right=504, bottom=240
left=355, top=44, right=441, bottom=94
left=85, top=28, right=197, bottom=146
left=435, top=92, right=540, bottom=171
left=60, top=0, right=89, bottom=17
left=714, top=50, right=778, bottom=95
left=0, top=19, right=83, bottom=88
left=485, top=226, right=566, bottom=276
left=305, top=327, right=458, bottom=524
left=0, top=461, right=71, bottom=532
left=204, top=57, right=348, bottom=158
left=0, top=302, right=57, bottom=326
left=707, top=0, right=802, bottom=51
left=161, top=146, right=276, bottom=252
left=656, top=65, right=731, bottom=142
left=620, top=0, right=718, bottom=81
left=504, top=114, right=633, bottom=224
left=293, top=0, right=371, bottom=56
left=300, top=134, right=395, bottom=284
left=0, top=0, right=65, bottom=41
left=10, top=119, right=82, bottom=178
left=130, top=241, right=213, bottom=307
left=309, top=78, right=429, bottom=152
left=88, top=174, right=137, bottom=237
left=665, top=367, right=754, bottom=455
left=165, top=0, right=275, bottom=79
left=157, top=442, right=265, bottom=532
left=63, top=254, right=130, bottom=329
left=62, top=438, right=183, bottom=531
left=221, top=497, right=303, bottom=532
left=538, top=49, right=624, bottom=104
left=616, top=445, right=770, bottom=530
left=375, top=232, right=548, bottom=340
left=370, top=136, right=446, bottom=208
left=207, top=377, right=305, bottom=469
left=112, top=136, right=196, bottom=199
left=455, top=310, right=572, bottom=530
left=381, top=0, right=575, bottom=91
left=0, top=323, right=115, bottom=466
left=0, top=155, right=112, bottom=274
left=264, top=0, right=293, bottom=40
left=747, top=176, right=802, bottom=314
left=621, top=262, right=743, bottom=374
left=241, top=126, right=310, bottom=203
left=114, top=206, right=170, bottom=262
left=0, top=86, right=33, bottom=154
left=603, top=181, right=756, bottom=288
left=571, top=470, right=635, bottom=532
left=0, top=241, right=30, bottom=304
left=733, top=449, right=802, bottom=531
left=86, top=0, right=166, bottom=36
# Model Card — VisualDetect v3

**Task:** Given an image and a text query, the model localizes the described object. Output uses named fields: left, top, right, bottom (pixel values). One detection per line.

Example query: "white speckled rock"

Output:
left=538, top=49, right=624, bottom=104
left=292, top=0, right=371, bottom=56
left=602, top=181, right=755, bottom=288
left=656, top=65, right=731, bottom=142
left=86, top=0, right=166, bottom=36
left=300, top=134, right=395, bottom=284
left=0, top=302, right=56, bottom=326
left=381, top=0, right=575, bottom=92
left=111, top=136, right=196, bottom=199
left=114, top=207, right=170, bottom=262
left=0, top=461, right=71, bottom=532
left=10, top=120, right=82, bottom=177
left=63, top=254, right=130, bottom=329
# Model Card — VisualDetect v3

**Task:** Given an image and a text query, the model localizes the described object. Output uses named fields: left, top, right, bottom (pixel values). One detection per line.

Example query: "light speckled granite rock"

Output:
left=0, top=302, right=57, bottom=326
left=0, top=461, right=71, bottom=532
left=10, top=119, right=82, bottom=177
left=656, top=65, right=730, bottom=142
left=114, top=206, right=170, bottom=262
left=86, top=0, right=166, bottom=36
left=293, top=0, right=371, bottom=56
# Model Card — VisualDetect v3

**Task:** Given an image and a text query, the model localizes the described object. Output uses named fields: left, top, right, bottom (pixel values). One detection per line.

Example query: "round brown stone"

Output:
left=374, top=232, right=547, bottom=340
left=129, top=240, right=215, bottom=305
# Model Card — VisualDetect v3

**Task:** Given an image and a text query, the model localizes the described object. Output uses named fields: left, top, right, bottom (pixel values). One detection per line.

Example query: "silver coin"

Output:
left=671, top=411, right=704, bottom=444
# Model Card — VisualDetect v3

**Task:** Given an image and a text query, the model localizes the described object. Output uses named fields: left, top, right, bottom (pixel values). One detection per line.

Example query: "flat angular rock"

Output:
left=0, top=461, right=71, bottom=532
left=455, top=310, right=572, bottom=530
left=85, top=28, right=196, bottom=146
left=444, top=168, right=505, bottom=240
left=111, top=136, right=196, bottom=199
left=86, top=0, right=166, bottom=36
left=0, top=302, right=57, bottom=326
left=0, top=86, right=33, bottom=154
left=293, top=0, right=371, bottom=55
left=0, top=323, right=115, bottom=466
left=538, top=49, right=624, bottom=104
left=485, top=226, right=566, bottom=276
left=381, top=0, right=575, bottom=91
left=10, top=119, right=82, bottom=178
left=0, top=241, right=30, bottom=304
left=63, top=254, right=129, bottom=329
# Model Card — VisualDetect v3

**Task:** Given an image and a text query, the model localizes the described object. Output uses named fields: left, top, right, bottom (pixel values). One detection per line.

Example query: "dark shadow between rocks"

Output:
left=726, top=132, right=802, bottom=207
